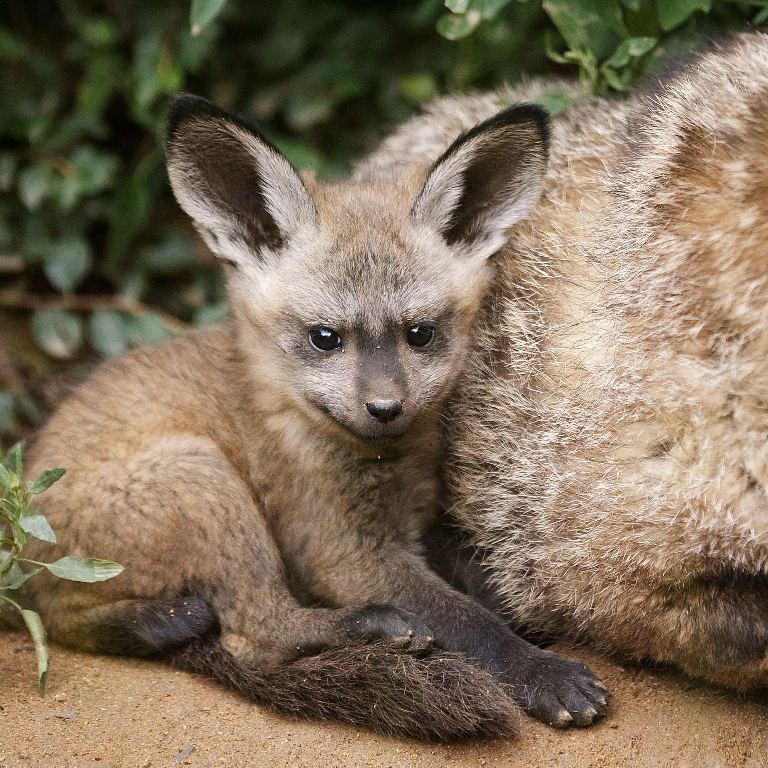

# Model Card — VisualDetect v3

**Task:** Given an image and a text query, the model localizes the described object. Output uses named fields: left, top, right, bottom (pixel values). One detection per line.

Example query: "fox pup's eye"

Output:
left=406, top=323, right=435, bottom=348
left=309, top=327, right=342, bottom=352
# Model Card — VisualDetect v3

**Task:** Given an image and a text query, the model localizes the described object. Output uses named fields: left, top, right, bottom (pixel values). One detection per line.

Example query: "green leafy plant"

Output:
left=0, top=443, right=123, bottom=693
left=437, top=0, right=768, bottom=92
left=1, top=0, right=766, bottom=450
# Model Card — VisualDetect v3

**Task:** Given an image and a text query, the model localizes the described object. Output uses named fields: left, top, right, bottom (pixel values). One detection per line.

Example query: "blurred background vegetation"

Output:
left=1, top=0, right=766, bottom=449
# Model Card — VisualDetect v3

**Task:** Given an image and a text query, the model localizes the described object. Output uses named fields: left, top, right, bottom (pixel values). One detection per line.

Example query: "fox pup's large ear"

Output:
left=411, top=104, right=548, bottom=260
left=166, top=94, right=316, bottom=266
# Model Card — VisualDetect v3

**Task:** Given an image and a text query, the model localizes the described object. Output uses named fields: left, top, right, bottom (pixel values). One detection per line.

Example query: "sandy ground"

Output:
left=1, top=631, right=766, bottom=768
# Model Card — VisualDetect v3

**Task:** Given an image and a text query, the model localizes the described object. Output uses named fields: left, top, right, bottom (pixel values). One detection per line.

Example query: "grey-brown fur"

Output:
left=16, top=94, right=607, bottom=738
left=359, top=32, right=768, bottom=690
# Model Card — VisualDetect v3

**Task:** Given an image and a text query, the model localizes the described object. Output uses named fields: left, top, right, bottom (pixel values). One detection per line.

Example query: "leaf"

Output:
left=656, top=0, right=711, bottom=31
left=544, top=27, right=571, bottom=63
left=88, top=310, right=129, bottom=357
left=77, top=51, right=124, bottom=117
left=22, top=216, right=53, bottom=264
left=601, top=65, right=631, bottom=91
left=42, top=234, right=92, bottom=293
left=190, top=0, right=228, bottom=36
left=0, top=462, right=15, bottom=490
left=476, top=0, right=515, bottom=17
left=0, top=27, right=26, bottom=57
left=70, top=146, right=119, bottom=196
left=124, top=312, right=171, bottom=346
left=271, top=138, right=323, bottom=173
left=80, top=17, right=119, bottom=47
left=140, top=231, right=196, bottom=274
left=2, top=565, right=43, bottom=590
left=19, top=515, right=57, bottom=544
left=602, top=36, right=657, bottom=68
left=436, top=10, right=483, bottom=40
left=193, top=302, right=229, bottom=327
left=31, top=308, right=83, bottom=359
left=10, top=521, right=27, bottom=549
left=399, top=73, right=438, bottom=104
left=535, top=92, right=571, bottom=117
left=18, top=164, right=53, bottom=210
left=14, top=392, right=43, bottom=427
left=543, top=0, right=626, bottom=60
left=444, top=0, right=471, bottom=12
left=0, top=551, right=17, bottom=577
left=104, top=149, right=161, bottom=268
left=5, top=442, right=23, bottom=476
left=600, top=36, right=657, bottom=91
left=284, top=93, right=333, bottom=131
left=20, top=608, right=48, bottom=695
left=44, top=556, right=123, bottom=583
left=51, top=173, right=82, bottom=211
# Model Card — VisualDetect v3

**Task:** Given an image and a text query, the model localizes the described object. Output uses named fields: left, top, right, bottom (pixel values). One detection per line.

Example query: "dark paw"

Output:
left=94, top=596, right=217, bottom=657
left=342, top=604, right=434, bottom=652
left=508, top=648, right=607, bottom=728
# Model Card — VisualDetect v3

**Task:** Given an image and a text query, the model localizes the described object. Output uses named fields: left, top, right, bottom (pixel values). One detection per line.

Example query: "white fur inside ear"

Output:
left=455, top=228, right=516, bottom=264
left=168, top=165, right=262, bottom=268
left=466, top=171, right=544, bottom=260
left=228, top=123, right=315, bottom=235
left=412, top=147, right=473, bottom=233
left=411, top=127, right=545, bottom=259
left=167, top=117, right=316, bottom=265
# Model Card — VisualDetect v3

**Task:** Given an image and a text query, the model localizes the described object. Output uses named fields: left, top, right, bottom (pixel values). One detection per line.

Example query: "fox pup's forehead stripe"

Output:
left=275, top=296, right=458, bottom=333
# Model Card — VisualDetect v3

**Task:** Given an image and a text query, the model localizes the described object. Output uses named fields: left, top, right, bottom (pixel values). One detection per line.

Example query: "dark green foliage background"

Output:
left=0, top=0, right=765, bottom=444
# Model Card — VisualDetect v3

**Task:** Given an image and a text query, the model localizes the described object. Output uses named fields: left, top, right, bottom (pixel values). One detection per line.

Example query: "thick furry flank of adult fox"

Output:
left=16, top=92, right=608, bottom=738
left=359, top=32, right=768, bottom=690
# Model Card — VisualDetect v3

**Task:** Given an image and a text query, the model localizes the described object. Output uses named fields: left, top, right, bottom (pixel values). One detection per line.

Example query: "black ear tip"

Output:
left=167, top=93, right=224, bottom=144
left=165, top=93, right=278, bottom=160
left=168, top=92, right=213, bottom=118
left=442, top=102, right=551, bottom=163
left=491, top=103, right=551, bottom=151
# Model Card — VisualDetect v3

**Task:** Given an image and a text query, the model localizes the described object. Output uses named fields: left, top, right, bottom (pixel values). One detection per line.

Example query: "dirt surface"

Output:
left=1, top=631, right=766, bottom=768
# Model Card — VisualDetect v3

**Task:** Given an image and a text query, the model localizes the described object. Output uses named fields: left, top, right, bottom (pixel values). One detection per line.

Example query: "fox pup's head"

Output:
left=166, top=95, right=547, bottom=442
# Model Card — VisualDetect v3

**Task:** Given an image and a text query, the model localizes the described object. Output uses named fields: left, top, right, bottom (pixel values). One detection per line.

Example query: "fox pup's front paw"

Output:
left=508, top=648, right=607, bottom=728
left=342, top=604, right=434, bottom=652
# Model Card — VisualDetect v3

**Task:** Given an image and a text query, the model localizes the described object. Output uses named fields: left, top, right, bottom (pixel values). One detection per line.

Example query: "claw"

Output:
left=553, top=710, right=573, bottom=728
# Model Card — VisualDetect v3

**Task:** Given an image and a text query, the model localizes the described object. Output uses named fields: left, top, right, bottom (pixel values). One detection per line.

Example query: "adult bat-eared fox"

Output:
left=361, top=32, right=768, bottom=692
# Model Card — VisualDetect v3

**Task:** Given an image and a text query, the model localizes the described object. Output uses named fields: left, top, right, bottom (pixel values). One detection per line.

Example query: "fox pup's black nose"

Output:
left=365, top=399, right=403, bottom=423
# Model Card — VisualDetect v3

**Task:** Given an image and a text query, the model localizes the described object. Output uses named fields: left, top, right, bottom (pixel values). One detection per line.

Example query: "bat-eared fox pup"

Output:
left=19, top=94, right=606, bottom=739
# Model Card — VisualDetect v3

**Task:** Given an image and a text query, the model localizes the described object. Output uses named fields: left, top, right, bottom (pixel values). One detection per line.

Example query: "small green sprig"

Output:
left=0, top=443, right=123, bottom=694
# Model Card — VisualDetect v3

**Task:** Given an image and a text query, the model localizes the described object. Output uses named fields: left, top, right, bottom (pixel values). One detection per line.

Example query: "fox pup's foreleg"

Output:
left=290, top=524, right=607, bottom=727
left=424, top=515, right=511, bottom=621
left=29, top=436, right=432, bottom=665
